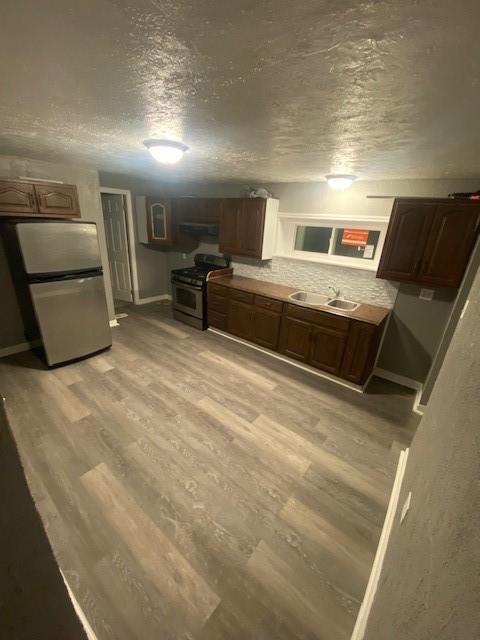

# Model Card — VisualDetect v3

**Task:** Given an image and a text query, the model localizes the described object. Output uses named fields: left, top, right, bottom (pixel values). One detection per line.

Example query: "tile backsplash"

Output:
left=231, top=256, right=397, bottom=307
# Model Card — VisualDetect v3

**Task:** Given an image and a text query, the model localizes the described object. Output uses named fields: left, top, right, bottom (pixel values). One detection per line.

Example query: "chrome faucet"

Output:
left=328, top=285, right=340, bottom=299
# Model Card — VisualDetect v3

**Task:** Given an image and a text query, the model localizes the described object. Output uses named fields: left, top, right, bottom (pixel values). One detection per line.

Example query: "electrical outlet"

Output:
left=419, top=288, right=434, bottom=301
left=271, top=263, right=280, bottom=273
left=182, top=253, right=187, bottom=260
left=400, top=491, right=412, bottom=523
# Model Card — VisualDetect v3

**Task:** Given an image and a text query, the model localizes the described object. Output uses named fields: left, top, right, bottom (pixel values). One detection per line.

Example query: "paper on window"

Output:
left=363, top=244, right=374, bottom=259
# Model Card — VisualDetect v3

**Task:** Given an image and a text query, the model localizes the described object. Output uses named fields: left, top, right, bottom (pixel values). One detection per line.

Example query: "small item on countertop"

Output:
left=448, top=191, right=480, bottom=199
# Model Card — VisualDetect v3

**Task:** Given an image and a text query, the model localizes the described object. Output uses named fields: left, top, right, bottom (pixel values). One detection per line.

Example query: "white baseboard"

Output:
left=374, top=367, right=423, bottom=391
left=412, top=387, right=426, bottom=415
left=208, top=328, right=363, bottom=393
left=0, top=342, right=31, bottom=358
left=109, top=319, right=120, bottom=327
left=61, top=571, right=99, bottom=640
left=350, top=447, right=410, bottom=640
left=135, top=294, right=171, bottom=305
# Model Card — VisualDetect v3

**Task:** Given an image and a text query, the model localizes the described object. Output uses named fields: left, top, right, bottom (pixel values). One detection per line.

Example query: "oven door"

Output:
left=172, top=280, right=204, bottom=319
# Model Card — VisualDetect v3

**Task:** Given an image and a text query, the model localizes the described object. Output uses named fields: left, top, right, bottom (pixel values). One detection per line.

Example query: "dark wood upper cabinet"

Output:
left=219, top=198, right=278, bottom=259
left=0, top=180, right=80, bottom=218
left=237, top=199, right=265, bottom=257
left=146, top=197, right=173, bottom=246
left=309, top=326, right=347, bottom=375
left=278, top=316, right=312, bottom=363
left=0, top=180, right=37, bottom=214
left=35, top=184, right=80, bottom=217
left=418, top=203, right=480, bottom=288
left=376, top=200, right=436, bottom=282
left=218, top=199, right=239, bottom=253
left=377, top=198, right=480, bottom=288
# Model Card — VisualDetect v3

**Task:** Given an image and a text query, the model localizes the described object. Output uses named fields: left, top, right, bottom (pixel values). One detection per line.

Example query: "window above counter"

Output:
left=276, top=213, right=389, bottom=271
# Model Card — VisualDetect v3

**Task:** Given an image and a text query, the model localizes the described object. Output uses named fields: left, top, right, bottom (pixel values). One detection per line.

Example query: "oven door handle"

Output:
left=171, top=279, right=203, bottom=292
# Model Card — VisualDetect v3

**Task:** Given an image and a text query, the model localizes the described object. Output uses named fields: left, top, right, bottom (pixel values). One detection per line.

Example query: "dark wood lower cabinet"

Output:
left=341, top=321, right=378, bottom=384
left=278, top=316, right=312, bottom=363
left=208, top=310, right=227, bottom=330
left=227, top=300, right=254, bottom=341
left=252, top=308, right=281, bottom=350
left=309, top=326, right=347, bottom=375
left=208, top=282, right=385, bottom=386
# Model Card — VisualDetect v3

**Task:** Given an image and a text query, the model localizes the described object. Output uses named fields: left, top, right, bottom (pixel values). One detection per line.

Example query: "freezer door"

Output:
left=29, top=275, right=111, bottom=365
left=17, top=221, right=102, bottom=275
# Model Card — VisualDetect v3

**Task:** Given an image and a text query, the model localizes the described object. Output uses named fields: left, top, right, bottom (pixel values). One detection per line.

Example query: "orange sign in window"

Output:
left=341, top=229, right=369, bottom=247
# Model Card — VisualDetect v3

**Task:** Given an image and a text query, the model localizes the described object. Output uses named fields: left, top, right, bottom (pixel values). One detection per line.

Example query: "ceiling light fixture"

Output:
left=144, top=139, right=188, bottom=164
left=326, top=174, right=357, bottom=190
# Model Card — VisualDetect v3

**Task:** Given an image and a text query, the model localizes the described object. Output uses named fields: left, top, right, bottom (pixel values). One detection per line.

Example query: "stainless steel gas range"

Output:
left=171, top=253, right=231, bottom=329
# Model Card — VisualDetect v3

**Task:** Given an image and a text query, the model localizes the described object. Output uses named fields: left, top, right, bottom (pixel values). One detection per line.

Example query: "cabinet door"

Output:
left=227, top=299, right=254, bottom=341
left=278, top=316, right=312, bottom=362
left=219, top=198, right=265, bottom=258
left=418, top=203, right=480, bottom=288
left=341, top=321, right=377, bottom=385
left=219, top=199, right=241, bottom=254
left=0, top=180, right=37, bottom=214
left=146, top=197, right=172, bottom=245
left=237, top=199, right=265, bottom=258
left=309, top=326, right=347, bottom=375
left=34, top=184, right=80, bottom=217
left=252, top=308, right=281, bottom=350
left=377, top=200, right=435, bottom=282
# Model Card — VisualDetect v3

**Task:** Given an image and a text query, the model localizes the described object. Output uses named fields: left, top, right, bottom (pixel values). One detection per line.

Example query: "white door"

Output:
left=101, top=193, right=133, bottom=302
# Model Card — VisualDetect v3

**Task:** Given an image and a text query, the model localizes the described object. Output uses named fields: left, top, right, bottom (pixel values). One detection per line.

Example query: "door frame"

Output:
left=100, top=187, right=140, bottom=304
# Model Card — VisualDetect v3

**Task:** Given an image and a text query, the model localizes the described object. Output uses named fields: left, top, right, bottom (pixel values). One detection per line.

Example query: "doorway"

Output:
left=100, top=188, right=139, bottom=315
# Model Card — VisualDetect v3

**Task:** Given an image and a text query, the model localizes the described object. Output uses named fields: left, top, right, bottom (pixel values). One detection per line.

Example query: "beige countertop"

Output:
left=209, top=274, right=390, bottom=326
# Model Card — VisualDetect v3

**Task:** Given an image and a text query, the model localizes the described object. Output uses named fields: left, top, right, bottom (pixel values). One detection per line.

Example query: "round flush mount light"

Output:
left=326, top=174, right=357, bottom=190
left=144, top=139, right=188, bottom=164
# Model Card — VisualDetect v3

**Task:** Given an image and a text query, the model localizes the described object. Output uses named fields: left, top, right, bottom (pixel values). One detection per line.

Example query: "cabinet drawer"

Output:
left=208, top=310, right=227, bottom=330
left=208, top=283, right=227, bottom=297
left=208, top=293, right=228, bottom=314
left=286, top=304, right=350, bottom=332
left=254, top=295, right=283, bottom=313
left=230, top=288, right=255, bottom=305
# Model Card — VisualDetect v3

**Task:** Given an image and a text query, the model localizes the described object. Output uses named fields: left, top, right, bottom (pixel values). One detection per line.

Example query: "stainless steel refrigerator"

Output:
left=3, top=220, right=111, bottom=366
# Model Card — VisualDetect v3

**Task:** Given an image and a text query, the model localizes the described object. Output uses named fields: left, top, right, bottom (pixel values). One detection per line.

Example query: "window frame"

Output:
left=276, top=213, right=389, bottom=271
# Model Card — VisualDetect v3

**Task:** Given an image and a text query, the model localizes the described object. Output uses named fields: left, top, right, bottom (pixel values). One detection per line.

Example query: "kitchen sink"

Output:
left=288, top=291, right=331, bottom=306
left=327, top=298, right=360, bottom=311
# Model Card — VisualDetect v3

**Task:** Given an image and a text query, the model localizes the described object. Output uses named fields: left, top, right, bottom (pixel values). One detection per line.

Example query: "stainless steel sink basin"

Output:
left=327, top=298, right=360, bottom=311
left=288, top=291, right=331, bottom=306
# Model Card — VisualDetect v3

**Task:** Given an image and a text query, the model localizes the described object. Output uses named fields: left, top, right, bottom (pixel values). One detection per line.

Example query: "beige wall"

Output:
left=0, top=155, right=115, bottom=350
left=364, top=258, right=480, bottom=640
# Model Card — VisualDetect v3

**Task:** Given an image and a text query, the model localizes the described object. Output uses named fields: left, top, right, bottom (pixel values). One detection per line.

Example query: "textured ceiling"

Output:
left=1, top=0, right=480, bottom=182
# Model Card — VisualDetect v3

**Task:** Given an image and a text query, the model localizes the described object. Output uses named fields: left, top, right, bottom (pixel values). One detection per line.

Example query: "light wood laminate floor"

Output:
left=0, top=302, right=418, bottom=640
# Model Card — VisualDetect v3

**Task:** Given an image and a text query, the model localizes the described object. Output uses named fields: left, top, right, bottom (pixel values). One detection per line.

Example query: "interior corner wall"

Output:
left=363, top=257, right=480, bottom=640
left=98, top=172, right=170, bottom=299
left=376, top=283, right=457, bottom=383
left=0, top=155, right=115, bottom=351
left=420, top=236, right=480, bottom=404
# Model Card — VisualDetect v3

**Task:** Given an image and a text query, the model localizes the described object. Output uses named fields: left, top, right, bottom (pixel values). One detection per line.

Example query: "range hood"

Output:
left=178, top=221, right=219, bottom=237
